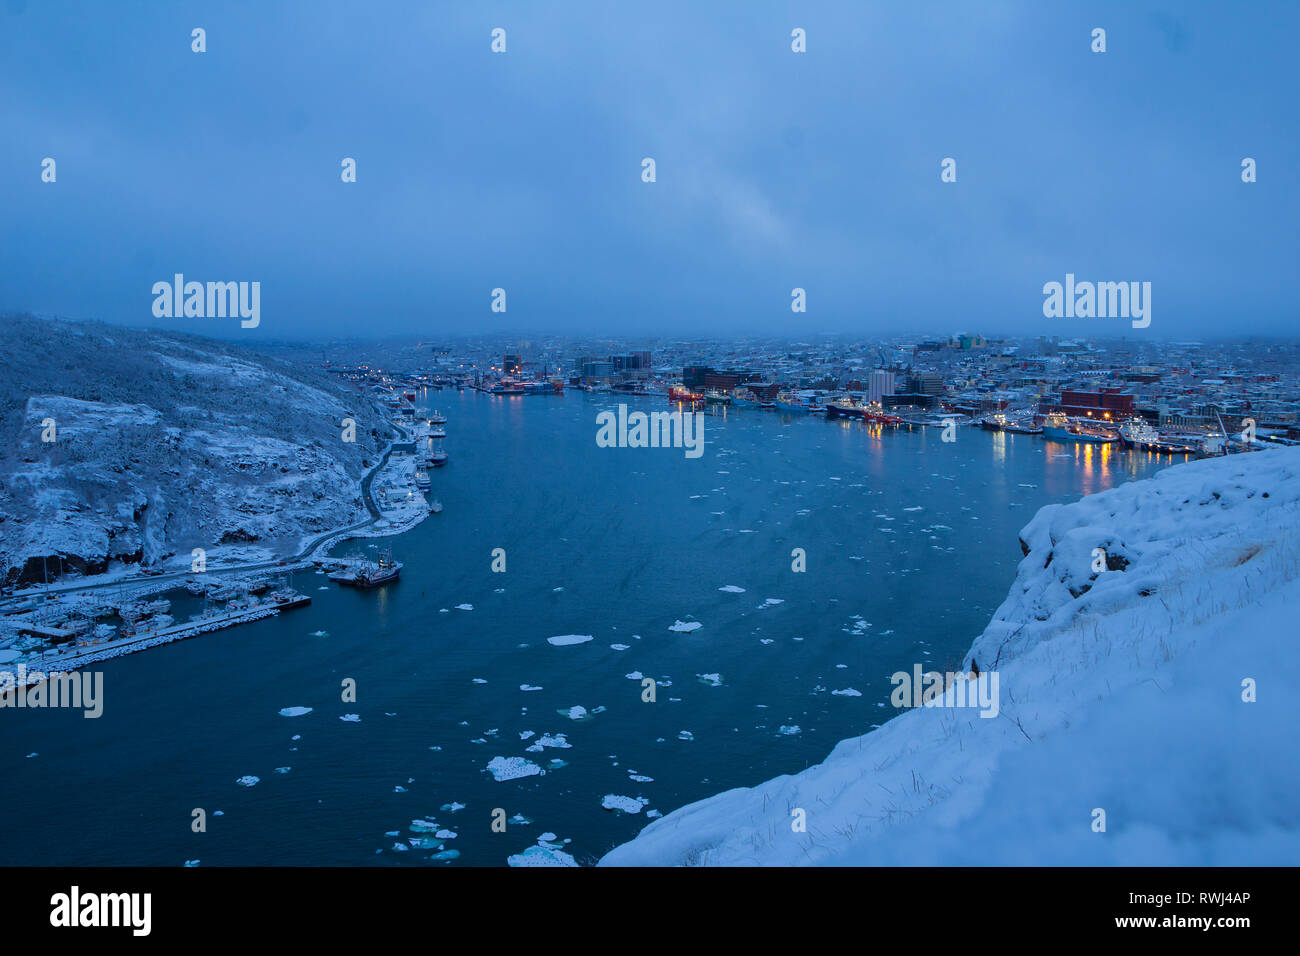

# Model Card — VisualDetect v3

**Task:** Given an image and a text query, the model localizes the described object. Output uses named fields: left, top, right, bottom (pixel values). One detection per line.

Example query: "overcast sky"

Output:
left=1, top=0, right=1296, bottom=341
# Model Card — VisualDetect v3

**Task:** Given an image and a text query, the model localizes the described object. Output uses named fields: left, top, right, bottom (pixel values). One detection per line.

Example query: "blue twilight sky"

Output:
left=1, top=0, right=1297, bottom=341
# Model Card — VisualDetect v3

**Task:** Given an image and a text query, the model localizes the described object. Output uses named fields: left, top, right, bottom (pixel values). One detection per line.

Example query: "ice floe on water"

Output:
left=547, top=634, right=593, bottom=646
left=279, top=706, right=312, bottom=717
left=510, top=813, right=531, bottom=825
left=340, top=714, right=361, bottom=722
left=507, top=835, right=578, bottom=867
left=628, top=772, right=654, bottom=783
left=602, top=794, right=650, bottom=814
left=236, top=776, right=259, bottom=787
left=525, top=733, right=571, bottom=751
left=557, top=705, right=606, bottom=721
left=646, top=810, right=662, bottom=819
left=697, top=673, right=722, bottom=687
left=310, top=630, right=328, bottom=636
left=832, top=688, right=862, bottom=697
left=778, top=725, right=801, bottom=735
left=485, top=756, right=544, bottom=781
left=455, top=604, right=473, bottom=611
left=519, top=684, right=543, bottom=692
left=718, top=585, right=746, bottom=593
left=472, top=678, right=487, bottom=684
left=519, top=730, right=535, bottom=740
left=274, top=766, right=291, bottom=774
left=610, top=643, right=630, bottom=650
left=669, top=620, right=702, bottom=633
left=677, top=730, right=694, bottom=741
left=625, top=670, right=644, bottom=680
left=441, top=802, right=465, bottom=813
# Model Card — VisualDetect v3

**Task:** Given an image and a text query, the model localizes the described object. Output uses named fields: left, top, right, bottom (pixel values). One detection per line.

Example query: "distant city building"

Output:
left=868, top=369, right=896, bottom=405
left=503, top=353, right=522, bottom=376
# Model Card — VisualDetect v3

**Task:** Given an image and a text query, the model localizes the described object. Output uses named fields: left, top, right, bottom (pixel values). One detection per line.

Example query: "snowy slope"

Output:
left=0, top=316, right=390, bottom=583
left=601, top=448, right=1300, bottom=866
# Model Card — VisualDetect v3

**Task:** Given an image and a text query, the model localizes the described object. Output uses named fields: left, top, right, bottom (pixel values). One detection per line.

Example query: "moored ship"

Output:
left=1042, top=411, right=1118, bottom=444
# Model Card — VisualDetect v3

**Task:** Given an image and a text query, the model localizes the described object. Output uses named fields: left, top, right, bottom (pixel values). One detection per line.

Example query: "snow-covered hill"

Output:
left=601, top=447, right=1300, bottom=866
left=0, top=316, right=390, bottom=584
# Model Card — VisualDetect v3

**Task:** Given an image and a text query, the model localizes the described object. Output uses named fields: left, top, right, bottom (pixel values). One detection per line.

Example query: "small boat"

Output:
left=415, top=469, right=431, bottom=491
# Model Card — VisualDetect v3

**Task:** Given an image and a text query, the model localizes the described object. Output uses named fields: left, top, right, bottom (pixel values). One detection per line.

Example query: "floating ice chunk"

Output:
left=610, top=643, right=630, bottom=651
left=310, top=629, right=329, bottom=636
left=625, top=671, right=644, bottom=680
left=184, top=859, right=200, bottom=867
left=441, top=802, right=465, bottom=813
left=677, top=730, right=694, bottom=741
left=669, top=620, right=702, bottom=633
left=628, top=773, right=654, bottom=783
left=646, top=810, right=662, bottom=819
left=279, top=706, right=313, bottom=717
left=547, top=634, right=594, bottom=646
left=394, top=785, right=407, bottom=792
left=697, top=673, right=722, bottom=686
left=455, top=604, right=473, bottom=611
left=472, top=678, right=488, bottom=684
left=560, top=706, right=587, bottom=720
left=435, top=829, right=457, bottom=840
left=430, top=849, right=460, bottom=862
left=340, top=714, right=361, bottom=722
left=235, top=776, right=259, bottom=787
left=778, top=725, right=801, bottom=735
left=486, top=756, right=544, bottom=781
left=762, top=598, right=784, bottom=606
left=507, top=842, right=578, bottom=867
left=718, top=585, right=746, bottom=593
left=509, top=814, right=531, bottom=825
left=760, top=638, right=774, bottom=645
left=602, top=794, right=649, bottom=814
left=831, top=688, right=862, bottom=697
left=274, top=766, right=291, bottom=774
left=392, top=842, right=409, bottom=852
left=519, top=684, right=543, bottom=692
left=410, top=819, right=439, bottom=832
left=904, top=506, right=923, bottom=512
left=520, top=730, right=535, bottom=740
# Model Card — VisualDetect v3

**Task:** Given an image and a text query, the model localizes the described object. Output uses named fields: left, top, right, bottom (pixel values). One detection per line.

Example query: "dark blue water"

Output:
left=1, top=391, right=1182, bottom=865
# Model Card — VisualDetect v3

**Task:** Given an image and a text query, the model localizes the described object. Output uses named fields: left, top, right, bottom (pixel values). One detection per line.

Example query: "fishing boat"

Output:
left=430, top=410, right=447, bottom=425
left=669, top=385, right=704, bottom=404
left=415, top=468, right=431, bottom=491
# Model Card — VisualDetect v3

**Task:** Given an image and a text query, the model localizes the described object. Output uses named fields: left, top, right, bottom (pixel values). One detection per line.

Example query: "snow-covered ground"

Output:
left=0, top=317, right=391, bottom=585
left=602, top=448, right=1300, bottom=866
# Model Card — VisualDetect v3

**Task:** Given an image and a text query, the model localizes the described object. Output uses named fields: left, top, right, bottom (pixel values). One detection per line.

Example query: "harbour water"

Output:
left=1, top=390, right=1184, bottom=865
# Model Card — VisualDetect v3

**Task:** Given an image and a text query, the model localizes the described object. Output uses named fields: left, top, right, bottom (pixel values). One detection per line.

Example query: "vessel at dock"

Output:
left=1042, top=411, right=1118, bottom=444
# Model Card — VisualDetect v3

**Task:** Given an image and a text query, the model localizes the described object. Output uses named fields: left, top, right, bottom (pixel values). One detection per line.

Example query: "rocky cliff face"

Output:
left=0, top=315, right=390, bottom=585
